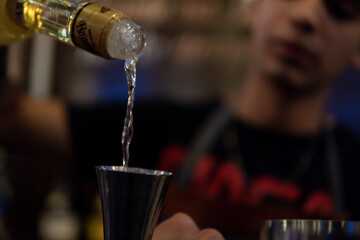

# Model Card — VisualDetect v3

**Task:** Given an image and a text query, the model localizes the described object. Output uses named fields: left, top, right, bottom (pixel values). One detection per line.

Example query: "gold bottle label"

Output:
left=71, top=3, right=130, bottom=59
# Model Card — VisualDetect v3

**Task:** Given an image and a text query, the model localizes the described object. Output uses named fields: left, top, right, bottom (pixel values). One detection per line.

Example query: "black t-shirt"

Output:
left=68, top=99, right=360, bottom=235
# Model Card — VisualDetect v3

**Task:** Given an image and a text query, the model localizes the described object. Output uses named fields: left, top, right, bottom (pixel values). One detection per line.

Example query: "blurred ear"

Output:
left=349, top=39, right=360, bottom=69
left=350, top=52, right=360, bottom=69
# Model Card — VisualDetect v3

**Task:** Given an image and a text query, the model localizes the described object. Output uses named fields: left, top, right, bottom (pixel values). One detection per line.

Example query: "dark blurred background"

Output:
left=1, top=0, right=360, bottom=239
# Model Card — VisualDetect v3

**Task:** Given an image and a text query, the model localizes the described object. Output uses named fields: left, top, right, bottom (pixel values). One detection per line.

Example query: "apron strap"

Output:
left=177, top=104, right=232, bottom=185
left=325, top=129, right=344, bottom=212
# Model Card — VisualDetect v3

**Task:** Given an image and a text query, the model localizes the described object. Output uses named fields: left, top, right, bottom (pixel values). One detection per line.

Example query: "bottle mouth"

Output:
left=106, top=19, right=146, bottom=60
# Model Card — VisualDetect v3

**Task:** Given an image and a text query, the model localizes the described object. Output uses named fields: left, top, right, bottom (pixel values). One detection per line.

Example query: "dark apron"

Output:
left=177, top=104, right=344, bottom=212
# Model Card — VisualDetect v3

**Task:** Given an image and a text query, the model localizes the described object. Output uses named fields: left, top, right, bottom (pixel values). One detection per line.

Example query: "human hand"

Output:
left=153, top=213, right=225, bottom=240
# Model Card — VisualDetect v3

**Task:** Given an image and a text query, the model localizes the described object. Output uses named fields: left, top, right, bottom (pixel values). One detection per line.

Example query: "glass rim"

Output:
left=96, top=165, right=172, bottom=176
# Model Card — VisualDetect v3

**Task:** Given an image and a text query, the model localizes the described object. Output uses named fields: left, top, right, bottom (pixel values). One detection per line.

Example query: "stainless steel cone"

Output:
left=96, top=166, right=172, bottom=240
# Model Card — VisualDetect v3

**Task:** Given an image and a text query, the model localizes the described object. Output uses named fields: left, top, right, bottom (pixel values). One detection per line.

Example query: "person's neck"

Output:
left=228, top=73, right=330, bottom=135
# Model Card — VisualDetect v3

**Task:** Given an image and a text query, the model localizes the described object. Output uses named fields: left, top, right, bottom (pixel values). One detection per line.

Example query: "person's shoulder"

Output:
left=333, top=124, right=360, bottom=167
left=333, top=124, right=360, bottom=155
left=136, top=98, right=220, bottom=116
left=135, top=98, right=221, bottom=126
left=132, top=98, right=222, bottom=141
left=333, top=124, right=360, bottom=220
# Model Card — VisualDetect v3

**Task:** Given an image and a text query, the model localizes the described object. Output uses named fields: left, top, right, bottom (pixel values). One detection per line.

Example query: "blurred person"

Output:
left=1, top=0, right=360, bottom=239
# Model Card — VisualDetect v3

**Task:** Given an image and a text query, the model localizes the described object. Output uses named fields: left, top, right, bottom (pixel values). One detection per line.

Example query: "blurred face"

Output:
left=250, top=0, right=360, bottom=94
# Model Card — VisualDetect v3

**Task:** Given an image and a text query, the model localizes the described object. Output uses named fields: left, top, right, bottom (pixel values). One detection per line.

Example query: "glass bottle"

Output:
left=0, top=0, right=146, bottom=59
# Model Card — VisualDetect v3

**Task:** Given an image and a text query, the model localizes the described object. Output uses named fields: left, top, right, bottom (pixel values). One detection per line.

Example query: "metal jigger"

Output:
left=261, top=220, right=360, bottom=240
left=96, top=166, right=172, bottom=240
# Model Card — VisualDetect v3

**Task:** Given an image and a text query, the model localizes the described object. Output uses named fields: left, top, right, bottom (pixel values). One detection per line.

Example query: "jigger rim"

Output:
left=96, top=165, right=172, bottom=176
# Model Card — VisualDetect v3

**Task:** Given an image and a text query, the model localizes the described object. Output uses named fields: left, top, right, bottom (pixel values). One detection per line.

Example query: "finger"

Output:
left=196, top=228, right=225, bottom=240
left=153, top=213, right=200, bottom=240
